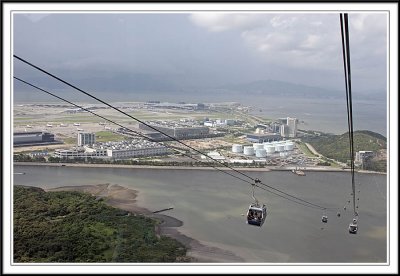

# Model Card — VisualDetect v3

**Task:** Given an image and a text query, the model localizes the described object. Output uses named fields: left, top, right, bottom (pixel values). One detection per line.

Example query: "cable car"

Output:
left=246, top=179, right=267, bottom=227
left=246, top=203, right=267, bottom=227
left=321, top=215, right=328, bottom=223
left=349, top=218, right=358, bottom=234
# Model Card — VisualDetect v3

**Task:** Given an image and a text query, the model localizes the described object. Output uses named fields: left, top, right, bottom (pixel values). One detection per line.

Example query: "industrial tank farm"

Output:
left=265, top=145, right=276, bottom=154
left=253, top=143, right=264, bottom=150
left=230, top=141, right=295, bottom=160
left=255, top=149, right=267, bottom=158
left=232, top=144, right=243, bottom=153
left=243, top=146, right=255, bottom=156
left=275, top=144, right=285, bottom=152
left=285, top=143, right=294, bottom=151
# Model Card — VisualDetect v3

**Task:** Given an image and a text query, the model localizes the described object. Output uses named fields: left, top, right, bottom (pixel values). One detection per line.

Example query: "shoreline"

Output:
left=14, top=162, right=387, bottom=174
left=47, top=183, right=244, bottom=263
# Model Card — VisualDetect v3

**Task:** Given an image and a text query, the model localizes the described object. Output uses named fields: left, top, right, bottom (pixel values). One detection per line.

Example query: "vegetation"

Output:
left=295, top=141, right=317, bottom=157
left=303, top=130, right=387, bottom=171
left=14, top=186, right=187, bottom=262
left=221, top=134, right=245, bottom=144
left=62, top=137, right=76, bottom=144
left=316, top=161, right=331, bottom=166
left=95, top=131, right=126, bottom=142
left=16, top=154, right=269, bottom=168
left=367, top=159, right=387, bottom=172
left=14, top=154, right=46, bottom=162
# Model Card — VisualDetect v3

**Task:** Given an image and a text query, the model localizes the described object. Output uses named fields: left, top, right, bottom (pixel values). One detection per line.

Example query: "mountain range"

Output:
left=13, top=77, right=386, bottom=103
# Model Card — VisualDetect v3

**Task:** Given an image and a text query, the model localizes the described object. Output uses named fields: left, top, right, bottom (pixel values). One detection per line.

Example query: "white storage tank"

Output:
left=253, top=143, right=264, bottom=150
left=232, top=144, right=243, bottom=153
left=255, top=149, right=267, bottom=158
left=284, top=143, right=294, bottom=151
left=276, top=144, right=285, bottom=152
left=265, top=145, right=275, bottom=153
left=243, top=146, right=255, bottom=156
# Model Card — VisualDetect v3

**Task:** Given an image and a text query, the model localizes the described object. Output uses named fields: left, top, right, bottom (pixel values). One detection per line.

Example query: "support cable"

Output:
left=14, top=54, right=256, bottom=183
left=340, top=13, right=357, bottom=218
left=14, top=76, right=333, bottom=211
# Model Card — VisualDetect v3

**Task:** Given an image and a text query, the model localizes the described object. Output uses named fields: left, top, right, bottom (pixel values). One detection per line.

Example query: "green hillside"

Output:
left=303, top=130, right=387, bottom=171
left=14, top=186, right=187, bottom=262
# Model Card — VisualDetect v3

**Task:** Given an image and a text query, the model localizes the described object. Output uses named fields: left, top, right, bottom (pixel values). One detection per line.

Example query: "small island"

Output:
left=13, top=185, right=190, bottom=263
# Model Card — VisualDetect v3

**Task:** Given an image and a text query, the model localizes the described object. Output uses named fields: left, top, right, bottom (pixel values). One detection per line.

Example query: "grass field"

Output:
left=296, top=142, right=317, bottom=157
left=62, top=137, right=76, bottom=145
left=95, top=131, right=126, bottom=142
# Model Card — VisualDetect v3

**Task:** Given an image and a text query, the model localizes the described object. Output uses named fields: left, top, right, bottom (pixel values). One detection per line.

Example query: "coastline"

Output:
left=47, top=183, right=244, bottom=263
left=14, top=163, right=388, bottom=263
left=14, top=161, right=387, bottom=174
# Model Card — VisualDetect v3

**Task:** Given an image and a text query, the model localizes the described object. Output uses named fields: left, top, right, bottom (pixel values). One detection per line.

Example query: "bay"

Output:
left=13, top=165, right=387, bottom=263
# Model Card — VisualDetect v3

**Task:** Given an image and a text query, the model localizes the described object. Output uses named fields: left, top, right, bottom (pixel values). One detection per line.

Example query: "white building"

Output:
left=255, top=128, right=265, bottom=134
left=355, top=151, right=375, bottom=169
left=287, top=117, right=298, bottom=138
left=84, top=146, right=108, bottom=156
left=55, top=144, right=167, bottom=160
left=106, top=146, right=167, bottom=159
left=355, top=151, right=374, bottom=162
left=280, top=124, right=289, bottom=137
left=54, top=148, right=107, bottom=159
left=201, top=151, right=226, bottom=160
left=225, top=119, right=236, bottom=126
left=77, top=132, right=95, bottom=146
left=204, top=119, right=235, bottom=127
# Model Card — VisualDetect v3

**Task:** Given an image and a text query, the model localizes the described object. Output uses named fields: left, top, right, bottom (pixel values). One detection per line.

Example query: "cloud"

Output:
left=12, top=12, right=387, bottom=93
left=189, top=13, right=387, bottom=74
left=21, top=13, right=50, bottom=22
left=189, top=13, right=266, bottom=32
left=270, top=15, right=299, bottom=29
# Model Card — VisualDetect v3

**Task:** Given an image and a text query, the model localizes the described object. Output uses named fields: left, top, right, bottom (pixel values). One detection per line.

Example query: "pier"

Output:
left=152, top=207, right=174, bottom=214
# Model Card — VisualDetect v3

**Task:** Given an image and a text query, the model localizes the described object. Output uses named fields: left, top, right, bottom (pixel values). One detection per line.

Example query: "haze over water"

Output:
left=246, top=96, right=387, bottom=136
left=14, top=165, right=387, bottom=263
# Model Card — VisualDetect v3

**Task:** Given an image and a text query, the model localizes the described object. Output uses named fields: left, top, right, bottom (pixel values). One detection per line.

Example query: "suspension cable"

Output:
left=13, top=76, right=254, bottom=187
left=340, top=13, right=357, bottom=217
left=14, top=54, right=257, bottom=183
left=14, top=76, right=333, bottom=211
left=251, top=182, right=259, bottom=206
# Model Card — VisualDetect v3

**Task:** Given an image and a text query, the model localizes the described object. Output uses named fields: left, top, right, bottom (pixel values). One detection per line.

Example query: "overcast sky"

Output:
left=13, top=12, right=387, bottom=97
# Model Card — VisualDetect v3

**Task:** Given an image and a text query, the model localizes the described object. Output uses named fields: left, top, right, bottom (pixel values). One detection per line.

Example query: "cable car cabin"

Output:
left=246, top=204, right=267, bottom=227
left=321, top=215, right=328, bottom=223
left=349, top=223, right=358, bottom=234
left=349, top=219, right=358, bottom=234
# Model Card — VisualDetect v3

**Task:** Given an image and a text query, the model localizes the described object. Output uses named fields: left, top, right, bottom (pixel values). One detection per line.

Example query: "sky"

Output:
left=4, top=4, right=399, bottom=275
left=12, top=12, right=388, bottom=100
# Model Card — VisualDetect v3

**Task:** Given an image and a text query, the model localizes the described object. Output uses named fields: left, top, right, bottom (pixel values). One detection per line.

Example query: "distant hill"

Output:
left=303, top=130, right=387, bottom=171
left=219, top=79, right=386, bottom=101
left=220, top=79, right=342, bottom=99
left=14, top=76, right=386, bottom=103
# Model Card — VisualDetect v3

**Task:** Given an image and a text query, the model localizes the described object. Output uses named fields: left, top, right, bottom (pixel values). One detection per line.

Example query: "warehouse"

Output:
left=138, top=122, right=210, bottom=140
left=13, top=131, right=62, bottom=147
left=246, top=133, right=281, bottom=143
